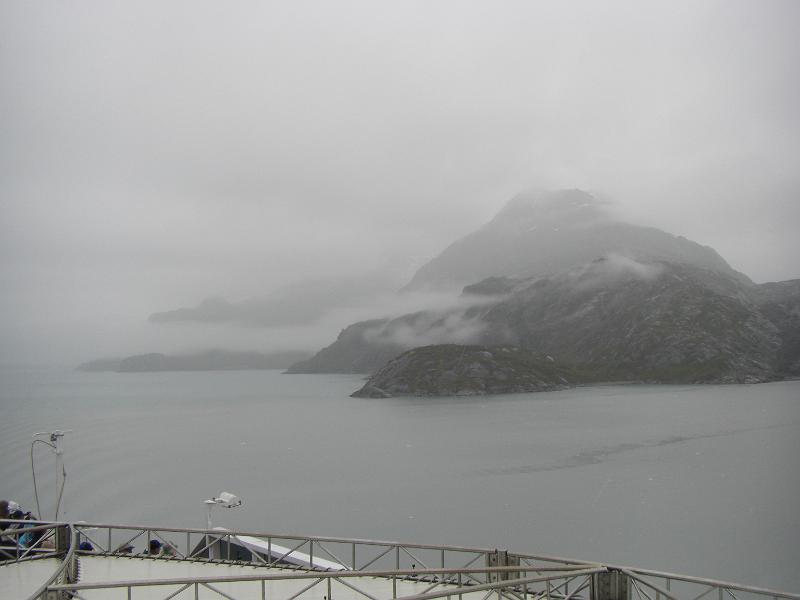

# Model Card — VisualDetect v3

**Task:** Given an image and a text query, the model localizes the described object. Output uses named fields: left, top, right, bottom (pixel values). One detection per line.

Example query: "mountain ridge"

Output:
left=290, top=258, right=799, bottom=384
left=78, top=349, right=311, bottom=372
left=403, top=189, right=748, bottom=291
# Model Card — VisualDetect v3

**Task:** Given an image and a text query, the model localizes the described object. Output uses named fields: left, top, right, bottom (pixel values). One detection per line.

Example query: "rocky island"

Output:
left=351, top=344, right=578, bottom=397
left=291, top=190, right=800, bottom=386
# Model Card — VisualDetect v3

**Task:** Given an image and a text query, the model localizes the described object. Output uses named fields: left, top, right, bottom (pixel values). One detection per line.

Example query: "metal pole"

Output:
left=206, top=501, right=214, bottom=530
left=49, top=431, right=68, bottom=521
left=205, top=499, right=215, bottom=559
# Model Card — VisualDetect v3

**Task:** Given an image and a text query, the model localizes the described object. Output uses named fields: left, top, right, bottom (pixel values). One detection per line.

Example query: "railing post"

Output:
left=487, top=550, right=499, bottom=583
left=40, top=526, right=76, bottom=600
left=55, top=525, right=70, bottom=554
left=487, top=550, right=519, bottom=582
left=592, top=570, right=629, bottom=600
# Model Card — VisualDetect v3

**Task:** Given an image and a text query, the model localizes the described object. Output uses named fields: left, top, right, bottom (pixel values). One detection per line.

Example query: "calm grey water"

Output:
left=1, top=366, right=798, bottom=590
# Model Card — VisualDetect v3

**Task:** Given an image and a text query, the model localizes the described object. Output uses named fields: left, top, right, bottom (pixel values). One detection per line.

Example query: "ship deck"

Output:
left=1, top=521, right=798, bottom=600
left=2, top=554, right=459, bottom=599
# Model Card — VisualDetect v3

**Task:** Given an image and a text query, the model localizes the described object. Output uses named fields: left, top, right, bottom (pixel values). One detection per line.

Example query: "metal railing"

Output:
left=512, top=551, right=800, bottom=600
left=53, top=522, right=602, bottom=599
left=5, top=522, right=794, bottom=600
left=0, top=518, right=63, bottom=563
left=606, top=566, right=800, bottom=600
left=1, top=519, right=79, bottom=600
left=70, top=522, right=581, bottom=578
left=25, top=524, right=78, bottom=600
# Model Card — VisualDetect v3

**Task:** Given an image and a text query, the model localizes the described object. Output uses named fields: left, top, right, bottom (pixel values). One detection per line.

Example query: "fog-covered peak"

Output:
left=404, top=189, right=745, bottom=291
left=491, top=189, right=607, bottom=229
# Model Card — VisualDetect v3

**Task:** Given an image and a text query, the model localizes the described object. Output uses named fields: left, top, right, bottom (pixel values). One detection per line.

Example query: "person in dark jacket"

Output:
left=0, top=500, right=11, bottom=559
left=145, top=539, right=162, bottom=555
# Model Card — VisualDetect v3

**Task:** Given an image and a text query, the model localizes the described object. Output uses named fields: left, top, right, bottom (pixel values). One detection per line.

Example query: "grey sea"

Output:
left=1, top=366, right=798, bottom=591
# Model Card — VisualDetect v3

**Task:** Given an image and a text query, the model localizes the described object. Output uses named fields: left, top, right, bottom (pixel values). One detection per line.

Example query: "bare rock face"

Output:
left=475, top=258, right=781, bottom=384
left=750, top=279, right=800, bottom=377
left=351, top=345, right=576, bottom=397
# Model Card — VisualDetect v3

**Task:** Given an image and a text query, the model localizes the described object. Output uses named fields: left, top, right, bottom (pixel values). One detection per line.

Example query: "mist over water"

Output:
left=2, top=3, right=799, bottom=595
left=2, top=1, right=800, bottom=365
left=1, top=367, right=798, bottom=591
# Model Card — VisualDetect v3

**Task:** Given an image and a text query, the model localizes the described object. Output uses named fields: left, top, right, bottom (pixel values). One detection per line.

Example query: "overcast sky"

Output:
left=1, top=0, right=798, bottom=364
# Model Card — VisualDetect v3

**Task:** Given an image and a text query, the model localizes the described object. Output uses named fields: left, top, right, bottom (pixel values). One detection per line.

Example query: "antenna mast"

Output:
left=32, top=430, right=72, bottom=520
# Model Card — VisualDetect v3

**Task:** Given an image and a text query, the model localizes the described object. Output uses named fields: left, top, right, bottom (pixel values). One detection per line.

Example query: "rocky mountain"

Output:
left=474, top=258, right=780, bottom=383
left=78, top=349, right=310, bottom=372
left=351, top=344, right=578, bottom=397
left=290, top=190, right=798, bottom=385
left=750, top=279, right=800, bottom=377
left=290, top=258, right=793, bottom=384
left=403, top=189, right=748, bottom=291
left=286, top=319, right=401, bottom=374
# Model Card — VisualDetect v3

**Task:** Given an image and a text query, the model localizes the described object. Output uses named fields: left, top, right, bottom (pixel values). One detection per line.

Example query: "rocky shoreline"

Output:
left=351, top=344, right=579, bottom=397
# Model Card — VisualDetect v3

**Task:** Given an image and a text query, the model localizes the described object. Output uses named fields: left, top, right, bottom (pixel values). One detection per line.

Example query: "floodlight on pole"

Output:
left=204, top=492, right=243, bottom=529
left=32, top=429, right=72, bottom=520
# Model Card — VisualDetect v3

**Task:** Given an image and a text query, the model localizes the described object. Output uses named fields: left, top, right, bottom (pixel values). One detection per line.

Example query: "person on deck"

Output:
left=145, top=539, right=162, bottom=555
left=0, top=500, right=11, bottom=559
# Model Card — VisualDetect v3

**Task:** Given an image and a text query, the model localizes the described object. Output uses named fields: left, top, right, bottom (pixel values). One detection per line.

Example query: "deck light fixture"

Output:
left=204, top=491, right=243, bottom=529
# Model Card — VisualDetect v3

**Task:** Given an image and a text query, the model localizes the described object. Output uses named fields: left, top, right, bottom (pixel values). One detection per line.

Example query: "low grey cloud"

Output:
left=1, top=0, right=798, bottom=364
left=359, top=293, right=501, bottom=351
left=570, top=254, right=665, bottom=292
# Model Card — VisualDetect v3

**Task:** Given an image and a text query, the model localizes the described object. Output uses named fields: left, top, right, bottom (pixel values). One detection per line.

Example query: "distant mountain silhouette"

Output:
left=78, top=349, right=310, bottom=372
left=149, top=275, right=400, bottom=327
left=403, top=189, right=748, bottom=291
